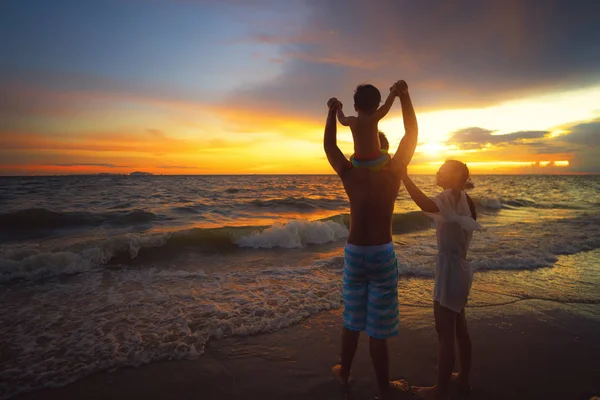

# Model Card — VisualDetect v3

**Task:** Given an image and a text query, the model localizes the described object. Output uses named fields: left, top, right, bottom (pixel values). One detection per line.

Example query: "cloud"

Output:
left=562, top=119, right=600, bottom=146
left=206, top=138, right=256, bottom=149
left=0, top=129, right=197, bottom=154
left=244, top=32, right=321, bottom=46
left=227, top=0, right=600, bottom=119
left=0, top=79, right=209, bottom=120
left=558, top=119, right=600, bottom=172
left=448, top=127, right=549, bottom=150
left=426, top=117, right=599, bottom=172
left=0, top=79, right=322, bottom=143
left=524, top=142, right=575, bottom=155
left=4, top=1, right=599, bottom=139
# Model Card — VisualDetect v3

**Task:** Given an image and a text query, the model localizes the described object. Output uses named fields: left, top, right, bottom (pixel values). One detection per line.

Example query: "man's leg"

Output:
left=413, top=301, right=457, bottom=400
left=333, top=327, right=360, bottom=385
left=333, top=245, right=367, bottom=387
left=364, top=245, right=404, bottom=398
left=369, top=336, right=389, bottom=392
left=369, top=336, right=409, bottom=399
left=453, top=308, right=472, bottom=392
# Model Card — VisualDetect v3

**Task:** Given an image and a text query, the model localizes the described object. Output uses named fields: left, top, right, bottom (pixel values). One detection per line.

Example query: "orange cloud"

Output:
left=1, top=81, right=324, bottom=143
left=0, top=82, right=208, bottom=119
left=1, top=130, right=197, bottom=154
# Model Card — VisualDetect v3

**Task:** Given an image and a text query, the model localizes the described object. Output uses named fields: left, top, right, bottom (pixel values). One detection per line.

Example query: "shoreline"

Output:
left=13, top=298, right=600, bottom=400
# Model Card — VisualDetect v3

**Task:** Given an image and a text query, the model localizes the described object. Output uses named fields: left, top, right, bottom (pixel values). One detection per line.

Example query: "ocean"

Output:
left=1, top=174, right=600, bottom=398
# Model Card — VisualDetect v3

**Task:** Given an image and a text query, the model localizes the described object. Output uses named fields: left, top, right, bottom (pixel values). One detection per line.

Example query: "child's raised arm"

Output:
left=402, top=173, right=439, bottom=213
left=336, top=106, right=355, bottom=127
left=372, top=90, right=396, bottom=121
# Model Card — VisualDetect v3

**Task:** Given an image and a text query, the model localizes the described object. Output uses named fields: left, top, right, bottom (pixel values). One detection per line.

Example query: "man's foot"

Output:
left=332, top=364, right=349, bottom=386
left=376, top=380, right=410, bottom=399
left=332, top=365, right=355, bottom=399
left=411, top=385, right=449, bottom=400
left=451, top=372, right=472, bottom=393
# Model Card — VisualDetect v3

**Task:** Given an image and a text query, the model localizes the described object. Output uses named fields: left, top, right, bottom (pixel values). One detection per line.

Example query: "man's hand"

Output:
left=396, top=80, right=408, bottom=95
left=327, top=97, right=341, bottom=111
left=390, top=80, right=408, bottom=96
left=391, top=79, right=418, bottom=167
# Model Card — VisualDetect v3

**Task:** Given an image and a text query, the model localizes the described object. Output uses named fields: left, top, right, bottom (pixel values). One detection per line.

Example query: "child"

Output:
left=336, top=82, right=400, bottom=171
left=401, top=160, right=482, bottom=400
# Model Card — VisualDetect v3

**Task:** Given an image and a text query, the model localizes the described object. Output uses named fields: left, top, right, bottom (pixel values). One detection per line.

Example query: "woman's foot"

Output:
left=411, top=385, right=449, bottom=400
left=451, top=372, right=472, bottom=393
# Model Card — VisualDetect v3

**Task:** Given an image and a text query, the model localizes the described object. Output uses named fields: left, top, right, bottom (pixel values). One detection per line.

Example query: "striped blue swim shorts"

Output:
left=343, top=242, right=399, bottom=339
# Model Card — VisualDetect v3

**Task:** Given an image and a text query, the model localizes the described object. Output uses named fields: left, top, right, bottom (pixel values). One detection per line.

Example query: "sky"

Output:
left=1, top=0, right=600, bottom=175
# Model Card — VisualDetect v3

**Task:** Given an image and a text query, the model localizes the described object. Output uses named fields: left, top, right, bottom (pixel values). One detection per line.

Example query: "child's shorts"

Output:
left=350, top=150, right=390, bottom=171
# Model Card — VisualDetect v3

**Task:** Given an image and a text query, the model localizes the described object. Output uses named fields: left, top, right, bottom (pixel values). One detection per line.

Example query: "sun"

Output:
left=419, top=142, right=446, bottom=157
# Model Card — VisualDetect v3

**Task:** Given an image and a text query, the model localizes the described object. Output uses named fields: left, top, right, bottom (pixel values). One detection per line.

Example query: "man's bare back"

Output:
left=341, top=163, right=403, bottom=246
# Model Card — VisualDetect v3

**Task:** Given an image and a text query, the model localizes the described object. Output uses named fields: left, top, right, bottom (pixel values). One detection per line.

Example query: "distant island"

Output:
left=129, top=171, right=154, bottom=176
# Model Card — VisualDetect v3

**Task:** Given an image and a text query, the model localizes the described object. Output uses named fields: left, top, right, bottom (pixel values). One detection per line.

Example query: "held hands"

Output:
left=327, top=97, right=342, bottom=112
left=390, top=80, right=409, bottom=96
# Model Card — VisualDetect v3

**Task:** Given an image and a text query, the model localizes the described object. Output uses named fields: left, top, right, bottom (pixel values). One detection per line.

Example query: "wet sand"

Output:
left=15, top=298, right=600, bottom=400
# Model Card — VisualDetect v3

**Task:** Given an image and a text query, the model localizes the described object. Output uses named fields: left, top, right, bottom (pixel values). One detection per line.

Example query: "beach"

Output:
left=13, top=262, right=600, bottom=400
left=1, top=175, right=600, bottom=399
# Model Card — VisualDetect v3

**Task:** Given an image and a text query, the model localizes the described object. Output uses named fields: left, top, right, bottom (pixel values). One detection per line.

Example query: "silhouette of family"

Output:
left=325, top=80, right=482, bottom=399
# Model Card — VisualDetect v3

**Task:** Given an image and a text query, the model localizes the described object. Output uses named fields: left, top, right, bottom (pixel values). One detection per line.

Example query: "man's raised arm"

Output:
left=391, top=81, right=418, bottom=166
left=324, top=98, right=351, bottom=177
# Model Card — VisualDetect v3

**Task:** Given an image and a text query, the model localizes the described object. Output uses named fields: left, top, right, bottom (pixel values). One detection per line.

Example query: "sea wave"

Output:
left=0, top=208, right=158, bottom=234
left=4, top=210, right=600, bottom=285
left=237, top=220, right=348, bottom=248
left=1, top=193, right=583, bottom=243
left=0, top=260, right=344, bottom=399
left=0, top=233, right=170, bottom=283
left=0, top=218, right=350, bottom=283
left=248, top=196, right=348, bottom=211
left=472, top=196, right=585, bottom=211
left=0, top=210, right=438, bottom=283
left=171, top=204, right=209, bottom=214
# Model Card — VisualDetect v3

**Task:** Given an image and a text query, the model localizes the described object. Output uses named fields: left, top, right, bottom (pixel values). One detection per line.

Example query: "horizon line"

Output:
left=1, top=172, right=599, bottom=178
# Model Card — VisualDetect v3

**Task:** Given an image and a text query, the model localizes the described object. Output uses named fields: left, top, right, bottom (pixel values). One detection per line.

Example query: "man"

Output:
left=325, top=80, right=418, bottom=399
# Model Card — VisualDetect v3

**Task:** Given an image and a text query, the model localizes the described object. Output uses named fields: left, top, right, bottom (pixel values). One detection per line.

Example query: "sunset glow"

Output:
left=1, top=1, right=599, bottom=175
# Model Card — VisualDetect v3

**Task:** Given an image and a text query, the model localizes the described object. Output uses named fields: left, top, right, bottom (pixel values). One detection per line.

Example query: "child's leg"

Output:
left=413, top=301, right=457, bottom=399
left=434, top=302, right=457, bottom=395
left=453, top=308, right=472, bottom=392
